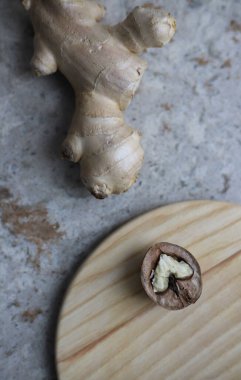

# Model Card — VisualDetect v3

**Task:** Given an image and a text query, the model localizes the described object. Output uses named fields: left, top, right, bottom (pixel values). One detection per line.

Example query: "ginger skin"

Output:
left=23, top=0, right=176, bottom=198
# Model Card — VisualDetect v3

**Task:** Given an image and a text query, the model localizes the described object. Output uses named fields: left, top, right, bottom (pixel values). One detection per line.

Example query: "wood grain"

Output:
left=56, top=200, right=241, bottom=380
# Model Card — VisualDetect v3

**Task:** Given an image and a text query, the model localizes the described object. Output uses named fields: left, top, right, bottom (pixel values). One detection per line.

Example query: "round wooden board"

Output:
left=56, top=200, right=241, bottom=380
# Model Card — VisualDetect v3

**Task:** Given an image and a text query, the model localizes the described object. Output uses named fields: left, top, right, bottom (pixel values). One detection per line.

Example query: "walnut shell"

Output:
left=141, top=242, right=202, bottom=310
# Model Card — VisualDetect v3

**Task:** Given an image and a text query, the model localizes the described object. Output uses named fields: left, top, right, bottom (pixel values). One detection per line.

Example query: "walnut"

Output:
left=141, top=242, right=202, bottom=310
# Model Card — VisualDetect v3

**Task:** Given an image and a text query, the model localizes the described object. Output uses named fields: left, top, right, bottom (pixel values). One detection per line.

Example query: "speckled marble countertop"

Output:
left=0, top=1, right=241, bottom=379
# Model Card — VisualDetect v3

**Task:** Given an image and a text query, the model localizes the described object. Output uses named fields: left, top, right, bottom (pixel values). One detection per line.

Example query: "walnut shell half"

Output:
left=141, top=242, right=202, bottom=310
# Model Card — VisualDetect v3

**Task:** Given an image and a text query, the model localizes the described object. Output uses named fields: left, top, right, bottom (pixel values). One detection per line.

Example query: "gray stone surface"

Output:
left=0, top=0, right=241, bottom=379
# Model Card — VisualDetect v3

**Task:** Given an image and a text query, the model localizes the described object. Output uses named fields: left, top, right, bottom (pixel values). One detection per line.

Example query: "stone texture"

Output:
left=0, top=0, right=241, bottom=379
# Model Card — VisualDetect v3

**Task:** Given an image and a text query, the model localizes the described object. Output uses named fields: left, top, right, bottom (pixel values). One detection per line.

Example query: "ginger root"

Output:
left=23, top=0, right=176, bottom=198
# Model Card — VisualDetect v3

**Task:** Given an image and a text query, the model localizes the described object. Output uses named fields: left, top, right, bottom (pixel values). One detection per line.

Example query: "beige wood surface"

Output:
left=56, top=200, right=241, bottom=380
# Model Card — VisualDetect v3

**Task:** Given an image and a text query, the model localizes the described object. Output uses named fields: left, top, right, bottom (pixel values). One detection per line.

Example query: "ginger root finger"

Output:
left=112, top=6, right=176, bottom=53
left=31, top=35, right=57, bottom=76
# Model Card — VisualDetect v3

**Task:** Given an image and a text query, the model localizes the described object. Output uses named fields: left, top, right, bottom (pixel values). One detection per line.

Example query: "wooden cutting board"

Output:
left=56, top=200, right=241, bottom=380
